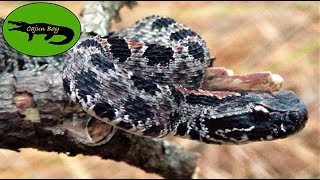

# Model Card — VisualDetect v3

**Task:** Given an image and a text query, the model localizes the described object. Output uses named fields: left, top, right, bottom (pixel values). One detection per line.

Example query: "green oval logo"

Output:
left=3, top=2, right=81, bottom=57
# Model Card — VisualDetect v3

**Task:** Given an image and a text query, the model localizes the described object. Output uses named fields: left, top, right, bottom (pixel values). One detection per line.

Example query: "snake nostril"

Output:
left=287, top=109, right=308, bottom=133
left=288, top=112, right=300, bottom=123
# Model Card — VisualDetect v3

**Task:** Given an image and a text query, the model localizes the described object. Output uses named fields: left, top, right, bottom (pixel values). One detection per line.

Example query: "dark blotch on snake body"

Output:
left=130, top=74, right=160, bottom=95
left=78, top=38, right=102, bottom=49
left=93, top=102, right=116, bottom=119
left=117, top=121, right=133, bottom=130
left=186, top=41, right=205, bottom=62
left=124, top=96, right=155, bottom=126
left=185, top=93, right=243, bottom=107
left=170, top=29, right=197, bottom=41
left=188, top=129, right=200, bottom=140
left=151, top=17, right=175, bottom=30
left=107, top=36, right=131, bottom=63
left=91, top=53, right=114, bottom=72
left=176, top=123, right=187, bottom=137
left=169, top=85, right=184, bottom=105
left=185, top=94, right=220, bottom=106
left=143, top=44, right=174, bottom=66
left=74, top=70, right=101, bottom=103
left=188, top=119, right=202, bottom=140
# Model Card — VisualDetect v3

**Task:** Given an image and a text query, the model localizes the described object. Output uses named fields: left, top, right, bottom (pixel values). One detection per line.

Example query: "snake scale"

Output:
left=62, top=15, right=308, bottom=145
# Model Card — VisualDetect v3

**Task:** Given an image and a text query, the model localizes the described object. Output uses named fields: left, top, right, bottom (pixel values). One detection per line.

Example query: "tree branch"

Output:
left=0, top=2, right=198, bottom=179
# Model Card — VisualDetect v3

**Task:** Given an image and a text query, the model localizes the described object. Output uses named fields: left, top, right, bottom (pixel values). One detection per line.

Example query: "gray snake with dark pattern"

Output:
left=62, top=15, right=308, bottom=145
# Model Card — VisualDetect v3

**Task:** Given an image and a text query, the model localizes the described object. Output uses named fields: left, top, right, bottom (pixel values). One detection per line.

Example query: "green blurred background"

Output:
left=0, top=1, right=319, bottom=178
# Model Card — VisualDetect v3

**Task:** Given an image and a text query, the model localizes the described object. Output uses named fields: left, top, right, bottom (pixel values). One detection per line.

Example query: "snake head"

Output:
left=247, top=91, right=308, bottom=141
left=195, top=91, right=308, bottom=144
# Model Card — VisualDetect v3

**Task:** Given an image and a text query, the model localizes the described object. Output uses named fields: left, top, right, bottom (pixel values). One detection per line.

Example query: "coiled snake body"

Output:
left=62, top=15, right=308, bottom=144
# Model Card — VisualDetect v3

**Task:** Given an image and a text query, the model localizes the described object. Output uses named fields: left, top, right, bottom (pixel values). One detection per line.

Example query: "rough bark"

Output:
left=80, top=1, right=137, bottom=37
left=0, top=1, right=198, bottom=179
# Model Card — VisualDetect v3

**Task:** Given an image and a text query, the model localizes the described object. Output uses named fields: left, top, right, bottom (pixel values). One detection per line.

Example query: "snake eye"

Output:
left=253, top=105, right=269, bottom=114
left=253, top=105, right=271, bottom=121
